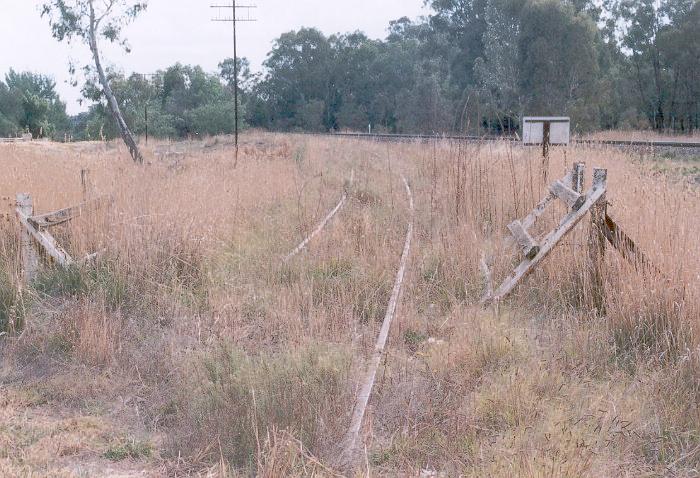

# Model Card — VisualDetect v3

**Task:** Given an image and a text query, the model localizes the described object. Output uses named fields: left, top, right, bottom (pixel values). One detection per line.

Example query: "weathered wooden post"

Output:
left=542, top=120, right=551, bottom=182
left=81, top=169, right=92, bottom=199
left=16, top=193, right=39, bottom=284
left=572, top=162, right=585, bottom=193
left=588, top=168, right=608, bottom=313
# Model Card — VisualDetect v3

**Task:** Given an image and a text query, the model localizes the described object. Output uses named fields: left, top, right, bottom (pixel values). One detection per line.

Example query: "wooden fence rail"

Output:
left=15, top=170, right=108, bottom=283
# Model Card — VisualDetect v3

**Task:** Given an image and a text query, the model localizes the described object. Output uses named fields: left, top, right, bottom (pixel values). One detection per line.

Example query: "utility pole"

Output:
left=211, top=2, right=256, bottom=163
left=136, top=73, right=157, bottom=145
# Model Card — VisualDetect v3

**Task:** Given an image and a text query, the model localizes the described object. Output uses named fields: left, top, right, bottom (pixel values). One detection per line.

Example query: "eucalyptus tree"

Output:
left=41, top=0, right=147, bottom=162
left=5, top=70, right=69, bottom=139
left=0, top=71, right=69, bottom=139
left=605, top=0, right=695, bottom=129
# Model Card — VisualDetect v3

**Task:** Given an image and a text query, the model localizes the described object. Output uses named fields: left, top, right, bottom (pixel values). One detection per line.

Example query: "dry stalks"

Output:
left=0, top=132, right=698, bottom=476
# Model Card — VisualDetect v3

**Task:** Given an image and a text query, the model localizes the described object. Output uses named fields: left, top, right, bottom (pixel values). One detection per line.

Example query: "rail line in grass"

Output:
left=341, top=174, right=415, bottom=468
left=306, top=132, right=700, bottom=150
left=283, top=170, right=354, bottom=262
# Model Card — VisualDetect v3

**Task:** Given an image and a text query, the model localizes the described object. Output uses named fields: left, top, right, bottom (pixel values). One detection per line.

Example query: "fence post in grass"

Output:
left=16, top=193, right=39, bottom=284
left=572, top=162, right=585, bottom=193
left=81, top=169, right=92, bottom=200
left=588, top=168, right=608, bottom=313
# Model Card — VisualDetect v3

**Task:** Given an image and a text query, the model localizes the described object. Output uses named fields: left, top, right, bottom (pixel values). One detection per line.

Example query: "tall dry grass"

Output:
left=0, top=132, right=698, bottom=476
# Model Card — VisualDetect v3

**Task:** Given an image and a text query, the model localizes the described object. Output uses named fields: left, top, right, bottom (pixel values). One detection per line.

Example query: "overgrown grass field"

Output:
left=1, top=133, right=699, bottom=476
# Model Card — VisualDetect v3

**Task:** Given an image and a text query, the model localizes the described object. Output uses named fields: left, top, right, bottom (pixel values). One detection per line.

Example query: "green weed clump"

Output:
left=33, top=262, right=131, bottom=312
left=104, top=438, right=153, bottom=461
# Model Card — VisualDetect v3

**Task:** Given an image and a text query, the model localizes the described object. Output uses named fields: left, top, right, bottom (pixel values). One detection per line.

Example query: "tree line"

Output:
left=247, top=0, right=699, bottom=134
left=1, top=0, right=698, bottom=143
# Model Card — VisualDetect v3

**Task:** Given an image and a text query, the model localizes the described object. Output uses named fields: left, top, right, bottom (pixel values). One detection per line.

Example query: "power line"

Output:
left=210, top=2, right=257, bottom=162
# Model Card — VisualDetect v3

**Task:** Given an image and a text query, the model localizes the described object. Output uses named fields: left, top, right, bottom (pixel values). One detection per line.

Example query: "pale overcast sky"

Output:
left=0, top=1, right=428, bottom=114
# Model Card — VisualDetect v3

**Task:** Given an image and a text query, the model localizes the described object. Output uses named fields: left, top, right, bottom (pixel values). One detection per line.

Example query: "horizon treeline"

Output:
left=1, top=0, right=698, bottom=140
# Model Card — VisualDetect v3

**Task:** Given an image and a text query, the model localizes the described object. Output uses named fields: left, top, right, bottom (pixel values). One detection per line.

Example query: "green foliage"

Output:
left=518, top=0, right=601, bottom=128
left=244, top=0, right=699, bottom=134
left=606, top=0, right=700, bottom=130
left=403, top=329, right=427, bottom=349
left=0, top=70, right=69, bottom=139
left=41, top=1, right=148, bottom=47
left=6, top=0, right=698, bottom=138
left=33, top=263, right=130, bottom=312
left=104, top=438, right=152, bottom=461
left=74, top=64, right=242, bottom=140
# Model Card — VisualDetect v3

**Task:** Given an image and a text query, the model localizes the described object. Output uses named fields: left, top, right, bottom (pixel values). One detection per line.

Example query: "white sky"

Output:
left=0, top=0, right=428, bottom=114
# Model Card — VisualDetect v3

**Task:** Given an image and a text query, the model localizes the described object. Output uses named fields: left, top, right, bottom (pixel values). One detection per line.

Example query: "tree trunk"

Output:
left=88, top=3, right=142, bottom=164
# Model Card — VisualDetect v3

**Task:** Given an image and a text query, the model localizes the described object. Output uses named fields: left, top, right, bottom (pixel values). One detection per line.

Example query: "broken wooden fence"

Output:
left=483, top=162, right=661, bottom=305
left=15, top=170, right=109, bottom=283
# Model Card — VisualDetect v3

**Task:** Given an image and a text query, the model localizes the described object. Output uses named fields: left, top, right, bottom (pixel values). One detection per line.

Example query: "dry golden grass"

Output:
left=0, top=132, right=699, bottom=476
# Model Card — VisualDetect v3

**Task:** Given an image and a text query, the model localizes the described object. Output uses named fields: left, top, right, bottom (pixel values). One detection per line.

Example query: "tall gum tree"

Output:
left=42, top=0, right=147, bottom=163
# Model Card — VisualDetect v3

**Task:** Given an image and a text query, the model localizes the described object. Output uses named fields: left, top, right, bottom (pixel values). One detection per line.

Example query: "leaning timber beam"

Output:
left=28, top=195, right=111, bottom=229
left=550, top=179, right=586, bottom=211
left=515, top=163, right=583, bottom=236
left=602, top=213, right=664, bottom=277
left=16, top=208, right=74, bottom=266
left=490, top=183, right=607, bottom=303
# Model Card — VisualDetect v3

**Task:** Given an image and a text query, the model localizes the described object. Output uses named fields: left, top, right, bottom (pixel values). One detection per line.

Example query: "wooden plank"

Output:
left=81, top=169, right=92, bottom=199
left=572, top=162, right=585, bottom=193
left=28, top=195, right=111, bottom=229
left=602, top=213, right=664, bottom=277
left=520, top=170, right=574, bottom=232
left=588, top=168, right=608, bottom=312
left=490, top=183, right=608, bottom=303
left=550, top=179, right=586, bottom=211
left=16, top=207, right=73, bottom=266
left=508, top=220, right=540, bottom=259
left=16, top=194, right=39, bottom=283
left=503, top=168, right=575, bottom=252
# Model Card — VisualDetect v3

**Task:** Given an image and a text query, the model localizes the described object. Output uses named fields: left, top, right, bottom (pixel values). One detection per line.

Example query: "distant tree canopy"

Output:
left=74, top=64, right=242, bottom=141
left=0, top=70, right=69, bottom=139
left=2, top=0, right=698, bottom=140
left=246, top=0, right=700, bottom=134
left=41, top=0, right=149, bottom=162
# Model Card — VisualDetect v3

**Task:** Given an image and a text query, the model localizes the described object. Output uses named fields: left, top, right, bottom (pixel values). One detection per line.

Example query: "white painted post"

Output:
left=16, top=193, right=39, bottom=283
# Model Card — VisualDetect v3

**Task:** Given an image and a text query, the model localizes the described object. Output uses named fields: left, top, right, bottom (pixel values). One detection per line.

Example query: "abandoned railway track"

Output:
left=310, top=132, right=700, bottom=151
